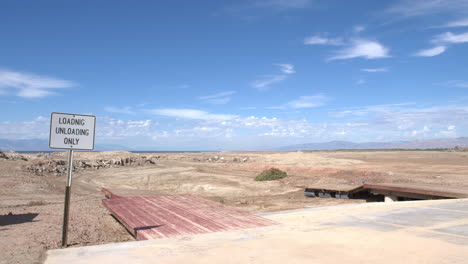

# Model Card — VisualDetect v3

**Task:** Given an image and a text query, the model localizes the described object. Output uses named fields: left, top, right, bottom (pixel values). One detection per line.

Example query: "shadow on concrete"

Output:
left=135, top=225, right=164, bottom=231
left=0, top=213, right=39, bottom=227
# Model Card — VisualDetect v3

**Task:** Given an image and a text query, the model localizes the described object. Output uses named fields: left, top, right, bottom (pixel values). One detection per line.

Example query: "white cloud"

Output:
left=2, top=102, right=468, bottom=150
left=0, top=116, right=50, bottom=139
left=104, top=106, right=134, bottom=114
left=198, top=91, right=236, bottom=105
left=304, top=35, right=343, bottom=45
left=276, top=63, right=295, bottom=74
left=0, top=69, right=75, bottom=98
left=411, top=125, right=431, bottom=136
left=251, top=63, right=295, bottom=90
left=414, top=46, right=447, bottom=57
left=149, top=108, right=238, bottom=120
left=285, top=95, right=329, bottom=108
left=126, top=120, right=151, bottom=127
left=251, top=75, right=286, bottom=90
left=415, top=31, right=468, bottom=57
left=442, top=18, right=468, bottom=27
left=240, top=107, right=257, bottom=110
left=353, top=25, right=366, bottom=33
left=433, top=31, right=468, bottom=43
left=199, top=91, right=236, bottom=100
left=361, top=68, right=388, bottom=72
left=328, top=39, right=390, bottom=60
left=98, top=118, right=155, bottom=140
left=267, top=94, right=329, bottom=109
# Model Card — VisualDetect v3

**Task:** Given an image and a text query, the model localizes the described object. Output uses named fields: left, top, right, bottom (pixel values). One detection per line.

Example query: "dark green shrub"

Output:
left=255, top=168, right=287, bottom=181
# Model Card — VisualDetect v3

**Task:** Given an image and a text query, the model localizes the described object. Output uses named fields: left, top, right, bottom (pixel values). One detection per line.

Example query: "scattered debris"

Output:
left=25, top=156, right=159, bottom=176
left=0, top=151, right=28, bottom=161
left=194, top=156, right=250, bottom=163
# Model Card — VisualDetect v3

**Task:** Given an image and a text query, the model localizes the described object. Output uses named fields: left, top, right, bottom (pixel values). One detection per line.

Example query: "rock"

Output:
left=0, top=151, right=28, bottom=161
left=145, top=157, right=156, bottom=164
left=25, top=153, right=159, bottom=176
left=0, top=151, right=8, bottom=160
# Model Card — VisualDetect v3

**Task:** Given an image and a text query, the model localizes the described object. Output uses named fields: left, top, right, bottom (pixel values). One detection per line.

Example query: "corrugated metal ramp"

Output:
left=102, top=190, right=278, bottom=240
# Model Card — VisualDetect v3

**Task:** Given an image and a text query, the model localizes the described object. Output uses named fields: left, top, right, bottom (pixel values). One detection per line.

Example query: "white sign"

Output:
left=49, top=112, right=96, bottom=150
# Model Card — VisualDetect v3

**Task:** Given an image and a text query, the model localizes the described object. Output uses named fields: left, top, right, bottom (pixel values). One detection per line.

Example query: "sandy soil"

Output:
left=1, top=150, right=468, bottom=263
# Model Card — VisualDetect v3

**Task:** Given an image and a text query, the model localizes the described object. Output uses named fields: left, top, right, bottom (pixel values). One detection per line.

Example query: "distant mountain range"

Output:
left=0, top=139, right=128, bottom=152
left=279, top=137, right=468, bottom=151
left=1, top=137, right=468, bottom=152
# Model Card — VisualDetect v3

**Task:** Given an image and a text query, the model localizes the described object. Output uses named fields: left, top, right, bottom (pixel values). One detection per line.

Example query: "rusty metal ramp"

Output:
left=102, top=190, right=278, bottom=240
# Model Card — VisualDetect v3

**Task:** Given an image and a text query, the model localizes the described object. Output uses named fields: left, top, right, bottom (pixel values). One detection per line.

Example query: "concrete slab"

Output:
left=45, top=199, right=468, bottom=264
left=436, top=224, right=468, bottom=237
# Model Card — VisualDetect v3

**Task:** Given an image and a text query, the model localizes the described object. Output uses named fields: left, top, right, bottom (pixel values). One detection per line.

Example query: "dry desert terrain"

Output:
left=1, top=150, right=468, bottom=263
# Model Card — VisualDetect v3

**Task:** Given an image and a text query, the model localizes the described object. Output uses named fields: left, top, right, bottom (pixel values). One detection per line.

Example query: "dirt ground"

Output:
left=1, top=150, right=468, bottom=264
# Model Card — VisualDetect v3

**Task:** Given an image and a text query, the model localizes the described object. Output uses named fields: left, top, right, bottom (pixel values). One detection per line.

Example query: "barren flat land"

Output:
left=1, top=150, right=468, bottom=264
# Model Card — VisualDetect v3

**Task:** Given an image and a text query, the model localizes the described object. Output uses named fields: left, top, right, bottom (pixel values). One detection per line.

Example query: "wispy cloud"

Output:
left=285, top=94, right=329, bottom=108
left=385, top=0, right=468, bottom=18
left=328, top=39, right=390, bottom=60
left=304, top=35, right=343, bottom=45
left=104, top=106, right=134, bottom=114
left=240, top=107, right=257, bottom=110
left=267, top=94, right=329, bottom=109
left=433, top=31, right=468, bottom=43
left=97, top=118, right=154, bottom=140
left=252, top=0, right=311, bottom=10
left=276, top=63, right=295, bottom=74
left=353, top=25, right=366, bottom=33
left=0, top=69, right=75, bottom=98
left=361, top=68, right=388, bottom=72
left=198, top=91, right=236, bottom=105
left=356, top=79, right=366, bottom=85
left=148, top=108, right=238, bottom=120
left=445, top=80, right=468, bottom=88
left=221, top=0, right=312, bottom=20
left=414, top=31, right=468, bottom=57
left=251, top=63, right=295, bottom=90
left=414, top=45, right=447, bottom=57
left=251, top=75, right=286, bottom=90
left=441, top=18, right=468, bottom=28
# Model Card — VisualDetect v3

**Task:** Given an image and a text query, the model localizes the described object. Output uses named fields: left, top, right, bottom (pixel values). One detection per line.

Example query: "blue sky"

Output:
left=1, top=0, right=468, bottom=150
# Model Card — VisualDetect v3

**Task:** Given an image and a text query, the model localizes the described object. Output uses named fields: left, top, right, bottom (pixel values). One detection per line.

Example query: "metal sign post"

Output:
left=49, top=112, right=96, bottom=247
left=62, top=149, right=74, bottom=247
